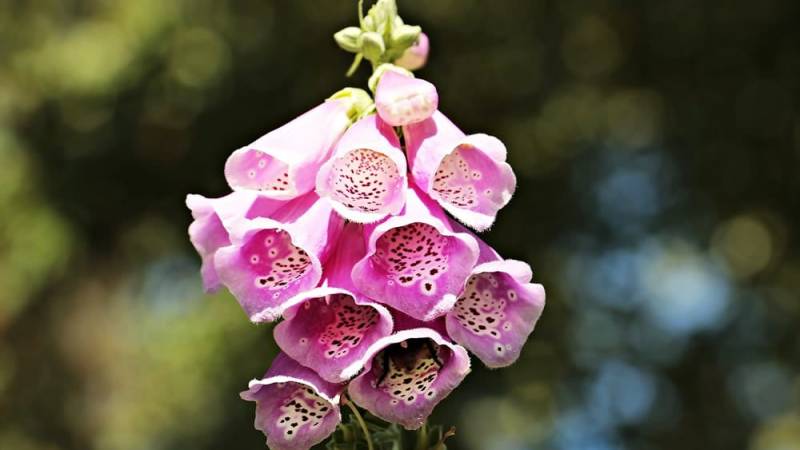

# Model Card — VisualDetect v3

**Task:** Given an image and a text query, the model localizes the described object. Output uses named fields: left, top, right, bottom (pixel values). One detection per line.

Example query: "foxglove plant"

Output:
left=186, top=0, right=545, bottom=448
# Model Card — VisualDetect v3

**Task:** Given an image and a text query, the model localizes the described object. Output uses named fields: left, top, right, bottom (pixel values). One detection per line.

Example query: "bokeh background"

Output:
left=2, top=1, right=799, bottom=449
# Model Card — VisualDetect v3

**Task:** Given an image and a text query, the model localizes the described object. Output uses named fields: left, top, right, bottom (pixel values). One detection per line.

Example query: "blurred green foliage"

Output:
left=1, top=1, right=799, bottom=450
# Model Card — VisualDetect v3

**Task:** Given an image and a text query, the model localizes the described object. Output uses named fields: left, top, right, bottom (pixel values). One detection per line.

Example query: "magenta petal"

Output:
left=214, top=194, right=344, bottom=322
left=404, top=111, right=517, bottom=231
left=241, top=353, right=343, bottom=450
left=225, top=100, right=351, bottom=199
left=275, top=224, right=394, bottom=383
left=352, top=187, right=479, bottom=321
left=316, top=115, right=408, bottom=223
left=445, top=235, right=545, bottom=368
left=186, top=192, right=288, bottom=292
left=347, top=328, right=471, bottom=430
left=375, top=71, right=438, bottom=126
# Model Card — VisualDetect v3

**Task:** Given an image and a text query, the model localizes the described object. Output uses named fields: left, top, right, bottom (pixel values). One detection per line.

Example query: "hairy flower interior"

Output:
left=243, top=229, right=312, bottom=290
left=276, top=384, right=331, bottom=440
left=374, top=338, right=442, bottom=405
left=329, top=148, right=400, bottom=213
left=433, top=145, right=504, bottom=212
left=454, top=272, right=518, bottom=357
left=372, top=222, right=450, bottom=296
left=315, top=294, right=380, bottom=359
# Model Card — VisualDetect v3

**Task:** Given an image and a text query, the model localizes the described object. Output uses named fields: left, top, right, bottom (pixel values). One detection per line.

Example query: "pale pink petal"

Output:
left=316, top=115, right=407, bottom=223
left=352, top=187, right=479, bottom=321
left=375, top=71, right=438, bottom=126
left=394, top=32, right=429, bottom=71
left=226, top=100, right=351, bottom=199
left=214, top=194, right=344, bottom=322
left=186, top=191, right=288, bottom=292
left=404, top=111, right=516, bottom=231
left=241, top=353, right=343, bottom=450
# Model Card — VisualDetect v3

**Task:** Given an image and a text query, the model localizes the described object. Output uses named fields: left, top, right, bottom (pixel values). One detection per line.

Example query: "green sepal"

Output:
left=335, top=27, right=363, bottom=53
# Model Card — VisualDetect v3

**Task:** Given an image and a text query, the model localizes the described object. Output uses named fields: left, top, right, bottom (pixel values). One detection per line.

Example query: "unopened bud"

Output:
left=334, top=27, right=362, bottom=53
left=394, top=32, right=429, bottom=71
left=359, top=31, right=386, bottom=62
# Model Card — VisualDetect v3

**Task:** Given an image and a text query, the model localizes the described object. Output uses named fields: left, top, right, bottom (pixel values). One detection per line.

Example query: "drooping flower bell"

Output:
left=274, top=223, right=394, bottom=383
left=375, top=69, right=438, bottom=126
left=394, top=32, right=429, bottom=71
left=316, top=114, right=408, bottom=223
left=445, top=224, right=546, bottom=368
left=347, top=325, right=470, bottom=430
left=225, top=100, right=352, bottom=199
left=351, top=186, right=479, bottom=321
left=186, top=191, right=289, bottom=292
left=404, top=111, right=517, bottom=231
left=214, top=193, right=343, bottom=322
left=241, top=352, right=344, bottom=450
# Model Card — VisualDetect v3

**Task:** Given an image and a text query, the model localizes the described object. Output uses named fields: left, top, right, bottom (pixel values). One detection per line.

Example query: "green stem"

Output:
left=346, top=53, right=364, bottom=77
left=344, top=394, right=375, bottom=450
left=415, top=422, right=428, bottom=450
left=358, top=0, right=365, bottom=27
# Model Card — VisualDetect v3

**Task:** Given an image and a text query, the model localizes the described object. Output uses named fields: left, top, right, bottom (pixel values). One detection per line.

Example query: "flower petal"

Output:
left=316, top=115, right=407, bottom=223
left=214, top=194, right=344, bottom=322
left=275, top=224, right=394, bottom=383
left=394, top=32, right=429, bottom=71
left=241, top=353, right=343, bottom=450
left=347, top=328, right=470, bottom=430
left=404, top=111, right=517, bottom=231
left=186, top=191, right=288, bottom=292
left=352, top=187, right=479, bottom=321
left=375, top=70, right=438, bottom=126
left=445, top=229, right=545, bottom=368
left=225, top=100, right=351, bottom=199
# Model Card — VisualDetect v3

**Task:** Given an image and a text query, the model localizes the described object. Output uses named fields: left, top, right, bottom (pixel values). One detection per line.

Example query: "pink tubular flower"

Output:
left=404, top=111, right=517, bottom=232
left=214, top=193, right=344, bottom=323
left=225, top=100, right=351, bottom=199
left=186, top=191, right=289, bottom=292
left=347, top=326, right=470, bottom=430
left=394, top=32, right=429, bottom=71
left=445, top=225, right=545, bottom=368
left=351, top=186, right=479, bottom=321
left=274, top=223, right=394, bottom=383
left=241, top=352, right=344, bottom=450
left=375, top=70, right=438, bottom=126
left=315, top=114, right=408, bottom=223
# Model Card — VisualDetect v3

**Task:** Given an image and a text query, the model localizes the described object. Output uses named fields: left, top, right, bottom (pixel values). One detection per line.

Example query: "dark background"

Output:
left=1, top=1, right=799, bottom=449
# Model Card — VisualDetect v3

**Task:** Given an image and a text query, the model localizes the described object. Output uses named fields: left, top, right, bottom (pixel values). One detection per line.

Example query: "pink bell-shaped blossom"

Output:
left=241, top=352, right=344, bottom=450
left=214, top=193, right=344, bottom=322
left=274, top=223, right=394, bottom=383
left=404, top=111, right=517, bottom=231
left=347, top=326, right=470, bottom=430
left=186, top=191, right=289, bottom=292
left=225, top=100, right=351, bottom=199
left=375, top=70, right=438, bottom=126
left=445, top=223, right=546, bottom=368
left=316, top=114, right=408, bottom=223
left=351, top=186, right=479, bottom=321
left=394, top=32, right=429, bottom=71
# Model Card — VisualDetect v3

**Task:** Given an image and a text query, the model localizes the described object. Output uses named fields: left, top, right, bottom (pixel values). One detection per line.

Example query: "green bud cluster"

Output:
left=334, top=0, right=422, bottom=76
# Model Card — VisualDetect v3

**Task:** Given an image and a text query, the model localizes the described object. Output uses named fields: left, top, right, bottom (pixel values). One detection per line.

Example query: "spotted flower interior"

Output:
left=328, top=148, right=401, bottom=214
left=187, top=5, right=545, bottom=447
